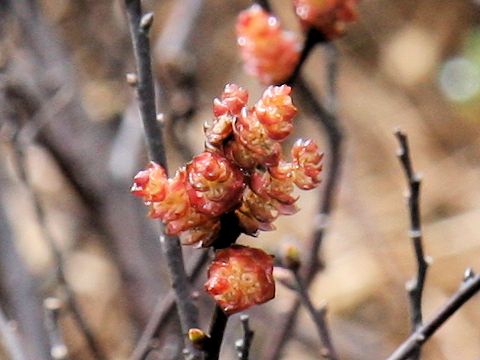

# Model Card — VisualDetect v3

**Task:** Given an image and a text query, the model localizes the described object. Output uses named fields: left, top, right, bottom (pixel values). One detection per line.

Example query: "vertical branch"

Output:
left=10, top=138, right=106, bottom=360
left=204, top=306, right=229, bottom=360
left=43, top=298, right=68, bottom=360
left=395, top=130, right=429, bottom=360
left=124, top=1, right=200, bottom=357
left=236, top=314, right=254, bottom=360
left=131, top=249, right=210, bottom=360
left=292, top=272, right=338, bottom=360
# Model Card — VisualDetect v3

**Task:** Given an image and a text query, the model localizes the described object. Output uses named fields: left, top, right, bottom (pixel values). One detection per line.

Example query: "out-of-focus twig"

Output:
left=292, top=272, right=338, bottom=360
left=236, top=314, right=254, bottom=360
left=0, top=305, right=28, bottom=360
left=131, top=249, right=210, bottom=360
left=386, top=272, right=480, bottom=360
left=43, top=298, right=68, bottom=360
left=124, top=1, right=200, bottom=358
left=10, top=135, right=106, bottom=360
left=395, top=129, right=429, bottom=360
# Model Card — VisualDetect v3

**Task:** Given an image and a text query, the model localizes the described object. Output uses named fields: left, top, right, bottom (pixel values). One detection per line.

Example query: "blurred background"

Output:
left=1, top=0, right=480, bottom=359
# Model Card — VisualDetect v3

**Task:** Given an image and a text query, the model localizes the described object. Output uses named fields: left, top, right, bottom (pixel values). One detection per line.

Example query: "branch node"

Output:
left=140, top=12, right=154, bottom=32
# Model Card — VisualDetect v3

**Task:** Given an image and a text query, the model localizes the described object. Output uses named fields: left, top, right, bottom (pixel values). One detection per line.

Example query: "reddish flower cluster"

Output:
left=132, top=84, right=323, bottom=313
left=132, top=84, right=322, bottom=247
left=236, top=5, right=301, bottom=84
left=204, top=245, right=275, bottom=315
left=293, top=0, right=359, bottom=39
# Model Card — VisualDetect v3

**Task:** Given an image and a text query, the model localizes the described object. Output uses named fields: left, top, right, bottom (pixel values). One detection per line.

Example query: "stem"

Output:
left=205, top=306, right=229, bottom=360
left=395, top=130, right=428, bottom=360
left=293, top=272, right=338, bottom=360
left=44, top=298, right=69, bottom=360
left=386, top=273, right=480, bottom=360
left=237, top=314, right=254, bottom=360
left=131, top=250, right=210, bottom=360
left=124, top=1, right=200, bottom=357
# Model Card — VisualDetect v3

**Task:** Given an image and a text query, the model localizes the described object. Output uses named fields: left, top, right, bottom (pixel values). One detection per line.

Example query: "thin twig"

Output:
left=131, top=250, right=210, bottom=360
left=10, top=138, right=106, bottom=360
left=264, top=76, right=343, bottom=360
left=44, top=298, right=69, bottom=360
left=292, top=272, right=338, bottom=359
left=0, top=305, right=28, bottom=360
left=386, top=273, right=480, bottom=360
left=395, top=130, right=428, bottom=360
left=205, top=306, right=229, bottom=360
left=124, top=1, right=200, bottom=357
left=236, top=314, right=254, bottom=360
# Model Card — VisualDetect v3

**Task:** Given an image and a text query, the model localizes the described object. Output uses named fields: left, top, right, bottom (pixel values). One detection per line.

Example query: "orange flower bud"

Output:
left=254, top=85, right=297, bottom=141
left=293, top=0, right=359, bottom=39
left=186, top=151, right=245, bottom=216
left=232, top=108, right=281, bottom=167
left=291, top=139, right=324, bottom=189
left=236, top=5, right=301, bottom=84
left=220, top=83, right=248, bottom=116
left=204, top=245, right=275, bottom=315
left=131, top=161, right=167, bottom=202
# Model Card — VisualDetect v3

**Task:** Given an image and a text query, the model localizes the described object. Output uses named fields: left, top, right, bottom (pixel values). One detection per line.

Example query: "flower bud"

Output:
left=254, top=85, right=297, bottom=141
left=204, top=245, right=275, bottom=315
left=291, top=139, right=323, bottom=190
left=293, top=0, right=359, bottom=39
left=186, top=151, right=245, bottom=216
left=131, top=161, right=167, bottom=202
left=236, top=5, right=301, bottom=84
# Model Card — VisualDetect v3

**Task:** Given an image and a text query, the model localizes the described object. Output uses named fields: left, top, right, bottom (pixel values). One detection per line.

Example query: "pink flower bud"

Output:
left=131, top=161, right=167, bottom=202
left=293, top=0, right=359, bottom=39
left=255, top=85, right=297, bottom=141
left=291, top=139, right=324, bottom=189
left=236, top=5, right=301, bottom=84
left=204, top=245, right=275, bottom=315
left=186, top=151, right=245, bottom=216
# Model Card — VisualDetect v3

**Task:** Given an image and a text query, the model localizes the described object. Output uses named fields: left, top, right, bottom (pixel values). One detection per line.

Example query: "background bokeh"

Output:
left=1, top=0, right=480, bottom=359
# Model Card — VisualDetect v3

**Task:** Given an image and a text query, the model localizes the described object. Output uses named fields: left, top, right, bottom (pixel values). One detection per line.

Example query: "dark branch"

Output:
left=236, top=314, right=254, bottom=360
left=386, top=273, right=480, bottom=360
left=292, top=272, right=338, bottom=359
left=395, top=129, right=429, bottom=359
left=124, top=3, right=200, bottom=357
left=205, top=306, right=229, bottom=360
left=131, top=250, right=210, bottom=360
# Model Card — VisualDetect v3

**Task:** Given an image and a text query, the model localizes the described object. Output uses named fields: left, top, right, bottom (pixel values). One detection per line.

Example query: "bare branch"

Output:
left=292, top=272, right=338, bottom=360
left=124, top=1, right=200, bottom=357
left=236, top=314, right=254, bottom=360
left=204, top=306, right=229, bottom=360
left=43, top=298, right=68, bottom=360
left=386, top=273, right=480, bottom=360
left=394, top=129, right=429, bottom=360
left=131, top=249, right=210, bottom=360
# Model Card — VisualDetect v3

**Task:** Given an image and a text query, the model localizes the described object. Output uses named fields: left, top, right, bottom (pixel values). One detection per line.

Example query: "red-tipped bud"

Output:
left=291, top=139, right=323, bottom=189
left=293, top=0, right=359, bottom=39
left=204, top=245, right=275, bottom=315
left=186, top=151, right=245, bottom=216
left=255, top=85, right=297, bottom=141
left=236, top=5, right=301, bottom=84
left=221, top=83, right=248, bottom=115
left=131, top=162, right=167, bottom=202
